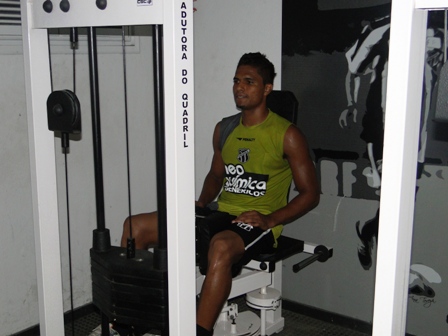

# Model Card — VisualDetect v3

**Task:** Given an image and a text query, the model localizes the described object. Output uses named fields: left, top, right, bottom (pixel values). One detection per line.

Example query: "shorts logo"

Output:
left=238, top=148, right=250, bottom=163
left=236, top=222, right=253, bottom=231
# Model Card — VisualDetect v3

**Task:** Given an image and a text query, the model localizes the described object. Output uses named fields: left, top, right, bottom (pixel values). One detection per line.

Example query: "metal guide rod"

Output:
left=153, top=24, right=168, bottom=252
left=87, top=27, right=107, bottom=234
left=85, top=26, right=112, bottom=335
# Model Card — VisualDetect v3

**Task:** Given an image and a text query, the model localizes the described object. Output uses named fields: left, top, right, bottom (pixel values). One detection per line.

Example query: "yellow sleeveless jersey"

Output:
left=217, top=110, right=292, bottom=241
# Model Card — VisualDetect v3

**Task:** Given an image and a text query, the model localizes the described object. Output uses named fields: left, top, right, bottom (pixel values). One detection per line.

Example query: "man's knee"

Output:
left=208, top=234, right=244, bottom=265
left=123, top=215, right=143, bottom=239
left=121, top=213, right=158, bottom=249
left=208, top=237, right=229, bottom=257
left=122, top=216, right=132, bottom=233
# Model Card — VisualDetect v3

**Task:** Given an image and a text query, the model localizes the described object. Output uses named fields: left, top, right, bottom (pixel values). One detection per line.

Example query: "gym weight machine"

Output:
left=22, top=1, right=333, bottom=335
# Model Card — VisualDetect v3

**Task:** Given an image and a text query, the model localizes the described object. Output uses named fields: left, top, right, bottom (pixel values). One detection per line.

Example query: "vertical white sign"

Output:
left=164, top=1, right=196, bottom=335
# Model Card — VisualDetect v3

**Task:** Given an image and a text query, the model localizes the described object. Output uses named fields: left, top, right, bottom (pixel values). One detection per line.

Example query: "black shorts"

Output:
left=197, top=211, right=276, bottom=277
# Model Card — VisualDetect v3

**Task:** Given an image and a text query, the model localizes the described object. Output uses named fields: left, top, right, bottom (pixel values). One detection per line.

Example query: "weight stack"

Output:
left=90, top=246, right=168, bottom=330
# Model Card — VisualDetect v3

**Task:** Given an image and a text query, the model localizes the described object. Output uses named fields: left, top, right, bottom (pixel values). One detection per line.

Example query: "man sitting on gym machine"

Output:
left=120, top=52, right=319, bottom=336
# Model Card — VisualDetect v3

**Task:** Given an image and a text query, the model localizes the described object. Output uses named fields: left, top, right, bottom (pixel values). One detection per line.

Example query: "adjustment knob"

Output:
left=43, top=0, right=53, bottom=13
left=59, top=0, right=70, bottom=12
left=96, top=0, right=107, bottom=10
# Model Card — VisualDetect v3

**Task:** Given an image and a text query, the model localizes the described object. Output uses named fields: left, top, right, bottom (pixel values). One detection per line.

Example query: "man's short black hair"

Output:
left=237, top=52, right=276, bottom=85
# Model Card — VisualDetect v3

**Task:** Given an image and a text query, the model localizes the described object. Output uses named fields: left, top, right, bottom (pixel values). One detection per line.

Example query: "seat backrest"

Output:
left=266, top=90, right=299, bottom=124
left=267, top=90, right=299, bottom=202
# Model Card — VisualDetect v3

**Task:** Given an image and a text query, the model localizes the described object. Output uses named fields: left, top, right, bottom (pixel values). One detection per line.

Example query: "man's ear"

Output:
left=264, top=83, right=273, bottom=96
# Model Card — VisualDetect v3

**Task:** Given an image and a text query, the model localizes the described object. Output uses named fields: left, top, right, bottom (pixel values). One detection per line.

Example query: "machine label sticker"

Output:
left=136, top=0, right=153, bottom=6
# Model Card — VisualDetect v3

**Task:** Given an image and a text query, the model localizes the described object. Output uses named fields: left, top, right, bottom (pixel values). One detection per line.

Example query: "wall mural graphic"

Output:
left=282, top=0, right=445, bottom=304
left=409, top=264, right=441, bottom=301
left=283, top=1, right=392, bottom=201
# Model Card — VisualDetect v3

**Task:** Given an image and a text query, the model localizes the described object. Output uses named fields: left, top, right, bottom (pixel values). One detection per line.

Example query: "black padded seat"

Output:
left=254, top=235, right=304, bottom=262
left=251, top=235, right=304, bottom=273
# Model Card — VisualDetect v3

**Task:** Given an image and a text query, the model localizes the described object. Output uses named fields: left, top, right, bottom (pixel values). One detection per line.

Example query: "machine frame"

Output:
left=21, top=1, right=196, bottom=335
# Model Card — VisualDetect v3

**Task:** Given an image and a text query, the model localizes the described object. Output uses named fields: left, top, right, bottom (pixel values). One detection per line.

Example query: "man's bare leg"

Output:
left=121, top=212, right=159, bottom=249
left=196, top=230, right=245, bottom=331
left=121, top=212, right=243, bottom=333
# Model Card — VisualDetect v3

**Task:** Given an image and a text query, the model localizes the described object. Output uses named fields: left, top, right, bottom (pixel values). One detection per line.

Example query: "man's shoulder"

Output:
left=269, top=110, right=293, bottom=125
left=220, top=112, right=241, bottom=124
left=265, top=111, right=293, bottom=135
left=219, top=113, right=241, bottom=149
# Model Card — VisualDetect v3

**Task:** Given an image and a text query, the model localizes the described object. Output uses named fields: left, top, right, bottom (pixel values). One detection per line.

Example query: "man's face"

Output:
left=233, top=65, right=271, bottom=111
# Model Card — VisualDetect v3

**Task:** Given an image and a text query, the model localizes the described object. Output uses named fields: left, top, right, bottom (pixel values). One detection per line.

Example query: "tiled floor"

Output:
left=279, top=309, right=369, bottom=336
left=64, top=297, right=370, bottom=336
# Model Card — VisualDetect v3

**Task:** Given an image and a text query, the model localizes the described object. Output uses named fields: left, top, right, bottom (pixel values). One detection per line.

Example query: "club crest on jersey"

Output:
left=238, top=148, right=250, bottom=163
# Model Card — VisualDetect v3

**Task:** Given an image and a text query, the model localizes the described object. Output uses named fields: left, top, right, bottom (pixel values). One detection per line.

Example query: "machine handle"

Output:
left=293, top=245, right=331, bottom=273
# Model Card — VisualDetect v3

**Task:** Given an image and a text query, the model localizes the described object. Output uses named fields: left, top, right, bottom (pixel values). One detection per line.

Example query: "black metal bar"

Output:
left=87, top=27, right=106, bottom=233
left=292, top=253, right=321, bottom=273
left=87, top=26, right=111, bottom=336
left=153, top=25, right=168, bottom=252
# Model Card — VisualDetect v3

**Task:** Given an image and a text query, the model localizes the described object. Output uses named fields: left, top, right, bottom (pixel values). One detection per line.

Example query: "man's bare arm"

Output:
left=234, top=124, right=319, bottom=230
left=196, top=122, right=226, bottom=208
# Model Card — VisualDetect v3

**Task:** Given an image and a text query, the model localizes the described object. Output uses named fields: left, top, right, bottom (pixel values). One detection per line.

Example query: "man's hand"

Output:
left=232, top=211, right=273, bottom=231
